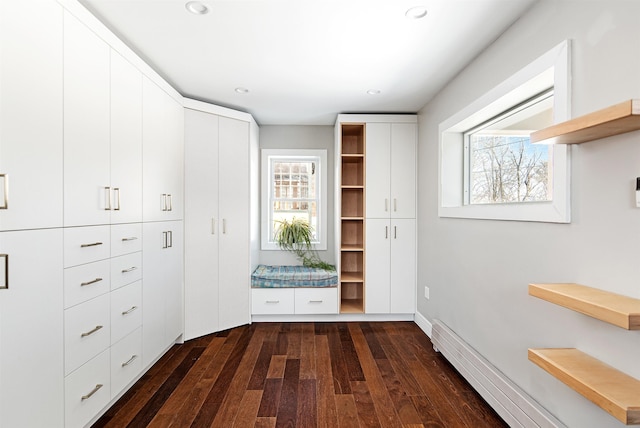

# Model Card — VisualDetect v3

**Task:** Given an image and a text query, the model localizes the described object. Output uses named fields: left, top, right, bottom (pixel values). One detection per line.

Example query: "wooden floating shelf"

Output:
left=340, top=272, right=363, bottom=282
left=531, top=99, right=640, bottom=145
left=529, top=283, right=640, bottom=330
left=340, top=245, right=364, bottom=252
left=529, top=348, right=640, bottom=425
left=341, top=153, right=365, bottom=158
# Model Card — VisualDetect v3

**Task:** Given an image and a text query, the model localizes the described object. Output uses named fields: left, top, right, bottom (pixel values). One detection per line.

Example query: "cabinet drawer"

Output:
left=111, top=223, right=142, bottom=257
left=295, top=288, right=338, bottom=314
left=64, top=293, right=110, bottom=375
left=64, top=259, right=111, bottom=309
left=111, top=327, right=142, bottom=399
left=251, top=288, right=294, bottom=314
left=111, top=251, right=142, bottom=290
left=64, top=225, right=110, bottom=268
left=64, top=349, right=110, bottom=428
left=111, top=280, right=142, bottom=343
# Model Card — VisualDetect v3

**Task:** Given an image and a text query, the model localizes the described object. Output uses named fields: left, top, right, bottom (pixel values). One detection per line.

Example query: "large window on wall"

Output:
left=261, top=149, right=327, bottom=250
left=439, top=40, right=570, bottom=223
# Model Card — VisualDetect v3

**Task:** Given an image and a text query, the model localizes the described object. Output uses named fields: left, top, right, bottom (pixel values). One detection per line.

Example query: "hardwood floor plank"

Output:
left=267, top=355, right=287, bottom=379
left=275, top=331, right=289, bottom=355
left=351, top=380, right=381, bottom=428
left=375, top=357, right=423, bottom=426
left=257, top=378, right=283, bottom=418
left=411, top=395, right=447, bottom=428
left=327, top=325, right=352, bottom=394
left=275, top=359, right=300, bottom=428
left=338, top=323, right=365, bottom=381
left=296, top=378, right=317, bottom=428
left=255, top=417, right=277, bottom=428
left=248, top=334, right=276, bottom=389
left=232, top=390, right=263, bottom=427
left=360, top=322, right=387, bottom=360
left=334, top=394, right=360, bottom=428
left=299, top=323, right=316, bottom=380
left=314, top=335, right=339, bottom=428
left=286, top=323, right=302, bottom=359
left=374, top=324, right=425, bottom=397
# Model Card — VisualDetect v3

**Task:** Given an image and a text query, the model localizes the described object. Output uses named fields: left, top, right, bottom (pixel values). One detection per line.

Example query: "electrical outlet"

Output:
left=424, top=286, right=430, bottom=300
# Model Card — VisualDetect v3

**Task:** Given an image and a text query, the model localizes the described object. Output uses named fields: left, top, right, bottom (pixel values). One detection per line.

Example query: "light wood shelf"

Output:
left=529, top=348, right=640, bottom=425
left=340, top=272, right=363, bottom=282
left=341, top=244, right=364, bottom=252
left=340, top=298, right=364, bottom=313
left=529, top=283, right=640, bottom=330
left=531, top=99, right=640, bottom=145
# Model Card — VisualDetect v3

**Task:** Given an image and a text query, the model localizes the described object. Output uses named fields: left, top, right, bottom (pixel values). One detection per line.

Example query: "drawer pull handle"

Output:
left=122, top=354, right=138, bottom=367
left=105, top=187, right=112, bottom=211
left=80, top=242, right=103, bottom=248
left=122, top=306, right=138, bottom=315
left=122, top=237, right=138, bottom=242
left=114, top=187, right=121, bottom=211
left=309, top=300, right=323, bottom=303
left=1, top=254, right=8, bottom=290
left=81, top=384, right=103, bottom=401
left=121, top=266, right=138, bottom=273
left=80, top=325, right=103, bottom=338
left=80, top=278, right=103, bottom=287
left=162, top=194, right=168, bottom=211
left=0, top=173, right=8, bottom=209
left=265, top=300, right=280, bottom=304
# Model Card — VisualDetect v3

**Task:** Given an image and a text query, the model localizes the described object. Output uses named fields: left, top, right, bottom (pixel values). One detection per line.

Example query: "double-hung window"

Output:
left=261, top=149, right=327, bottom=250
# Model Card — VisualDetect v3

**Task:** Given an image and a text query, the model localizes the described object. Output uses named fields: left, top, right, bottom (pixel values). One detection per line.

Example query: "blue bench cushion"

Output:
left=251, top=264, right=338, bottom=288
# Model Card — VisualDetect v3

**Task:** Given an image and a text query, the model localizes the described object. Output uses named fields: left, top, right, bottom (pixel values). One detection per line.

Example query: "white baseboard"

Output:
left=413, top=310, right=433, bottom=338
left=251, top=313, right=415, bottom=323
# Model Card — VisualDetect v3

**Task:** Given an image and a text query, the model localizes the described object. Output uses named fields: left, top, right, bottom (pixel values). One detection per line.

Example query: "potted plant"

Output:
left=274, top=217, right=335, bottom=271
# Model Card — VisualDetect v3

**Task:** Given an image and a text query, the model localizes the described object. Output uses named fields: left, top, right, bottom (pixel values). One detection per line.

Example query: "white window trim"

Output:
left=261, top=149, right=328, bottom=250
left=438, top=40, right=571, bottom=223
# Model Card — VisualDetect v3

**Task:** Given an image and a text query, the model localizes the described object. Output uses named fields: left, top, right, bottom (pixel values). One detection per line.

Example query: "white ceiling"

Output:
left=80, top=0, right=538, bottom=125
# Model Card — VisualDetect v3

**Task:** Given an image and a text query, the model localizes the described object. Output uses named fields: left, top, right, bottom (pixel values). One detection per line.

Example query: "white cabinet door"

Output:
left=184, top=109, right=220, bottom=340
left=390, top=219, right=416, bottom=313
left=0, top=229, right=64, bottom=428
left=365, top=123, right=391, bottom=219
left=142, top=221, right=183, bottom=367
left=390, top=124, right=416, bottom=219
left=365, top=219, right=390, bottom=313
left=142, top=78, right=184, bottom=222
left=0, top=0, right=63, bottom=231
left=218, top=117, right=251, bottom=331
left=110, top=51, right=143, bottom=224
left=63, top=11, right=111, bottom=227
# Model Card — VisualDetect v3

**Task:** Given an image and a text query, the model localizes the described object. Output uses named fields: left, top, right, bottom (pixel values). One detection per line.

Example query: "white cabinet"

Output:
left=366, top=123, right=416, bottom=219
left=142, top=221, right=183, bottom=367
left=142, top=78, right=184, bottom=222
left=0, top=0, right=63, bottom=232
left=365, top=219, right=416, bottom=313
left=63, top=13, right=143, bottom=227
left=251, top=288, right=338, bottom=315
left=184, top=109, right=255, bottom=339
left=0, top=229, right=64, bottom=428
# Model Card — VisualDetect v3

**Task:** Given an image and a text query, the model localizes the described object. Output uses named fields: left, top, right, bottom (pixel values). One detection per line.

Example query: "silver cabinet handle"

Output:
left=121, top=306, right=138, bottom=315
left=222, top=219, right=227, bottom=234
left=80, top=278, right=103, bottom=287
left=121, top=237, right=138, bottom=242
left=265, top=300, right=280, bottom=304
left=162, top=231, right=167, bottom=249
left=161, top=194, right=168, bottom=211
left=168, top=230, right=173, bottom=248
left=385, top=226, right=388, bottom=239
left=80, top=242, right=103, bottom=248
left=104, top=187, right=112, bottom=211
left=121, top=355, right=138, bottom=367
left=394, top=198, right=397, bottom=212
left=80, top=325, right=103, bottom=338
left=394, top=226, right=397, bottom=239
left=1, top=254, right=8, bottom=290
left=113, top=187, right=121, bottom=211
left=211, top=218, right=216, bottom=235
left=168, top=194, right=173, bottom=211
left=385, top=198, right=388, bottom=212
left=309, top=300, right=323, bottom=303
left=81, top=384, right=103, bottom=401
left=0, top=173, right=8, bottom=209
left=121, top=266, right=138, bottom=273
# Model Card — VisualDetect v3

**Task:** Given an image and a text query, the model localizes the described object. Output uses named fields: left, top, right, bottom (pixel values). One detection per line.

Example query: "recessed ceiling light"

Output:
left=235, top=87, right=249, bottom=94
left=367, top=89, right=381, bottom=95
left=185, top=1, right=209, bottom=15
left=405, top=6, right=427, bottom=19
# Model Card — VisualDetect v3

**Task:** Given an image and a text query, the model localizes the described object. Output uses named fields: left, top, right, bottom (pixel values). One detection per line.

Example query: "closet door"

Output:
left=365, top=219, right=390, bottom=313
left=365, top=123, right=391, bottom=219
left=218, top=116, right=250, bottom=331
left=390, top=219, right=416, bottom=313
left=390, top=123, right=416, bottom=219
left=63, top=11, right=111, bottom=227
left=0, top=229, right=64, bottom=427
left=110, top=51, right=143, bottom=224
left=0, top=0, right=63, bottom=231
left=184, top=109, right=220, bottom=340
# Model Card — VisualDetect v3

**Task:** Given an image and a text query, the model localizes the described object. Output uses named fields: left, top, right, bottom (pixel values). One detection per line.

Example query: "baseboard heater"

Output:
left=431, top=319, right=565, bottom=428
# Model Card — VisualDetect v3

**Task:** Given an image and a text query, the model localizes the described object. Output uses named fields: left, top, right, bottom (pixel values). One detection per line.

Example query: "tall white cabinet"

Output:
left=183, top=105, right=258, bottom=340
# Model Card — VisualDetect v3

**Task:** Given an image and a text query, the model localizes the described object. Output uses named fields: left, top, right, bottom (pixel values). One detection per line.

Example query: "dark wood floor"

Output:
left=93, top=322, right=507, bottom=428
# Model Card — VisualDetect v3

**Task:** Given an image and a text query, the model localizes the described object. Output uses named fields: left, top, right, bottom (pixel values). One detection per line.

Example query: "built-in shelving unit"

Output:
left=529, top=283, right=640, bottom=330
left=339, top=124, right=365, bottom=313
left=529, top=348, right=640, bottom=425
left=531, top=99, right=640, bottom=144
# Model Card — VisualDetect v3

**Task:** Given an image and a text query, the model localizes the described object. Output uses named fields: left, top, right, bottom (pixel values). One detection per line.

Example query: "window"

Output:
left=439, top=40, right=570, bottom=223
left=261, top=149, right=327, bottom=250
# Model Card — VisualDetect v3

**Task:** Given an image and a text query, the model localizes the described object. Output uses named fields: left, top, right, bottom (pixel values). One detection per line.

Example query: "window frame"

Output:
left=438, top=40, right=571, bottom=223
left=261, top=149, right=328, bottom=250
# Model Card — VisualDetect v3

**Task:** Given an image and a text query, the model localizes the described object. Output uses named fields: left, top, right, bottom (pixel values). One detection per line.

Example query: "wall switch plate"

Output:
left=424, top=286, right=430, bottom=300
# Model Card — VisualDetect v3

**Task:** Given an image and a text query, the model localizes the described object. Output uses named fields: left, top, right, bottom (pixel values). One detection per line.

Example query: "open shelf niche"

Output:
left=531, top=99, right=640, bottom=145
left=339, top=124, right=365, bottom=313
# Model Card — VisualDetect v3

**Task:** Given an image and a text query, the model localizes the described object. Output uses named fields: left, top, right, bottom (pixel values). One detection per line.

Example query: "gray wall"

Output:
left=258, top=125, right=335, bottom=266
left=417, top=1, right=640, bottom=427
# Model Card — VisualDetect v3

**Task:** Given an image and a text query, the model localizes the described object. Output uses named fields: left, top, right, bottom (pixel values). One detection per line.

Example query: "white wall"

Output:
left=258, top=125, right=335, bottom=266
left=417, top=1, right=640, bottom=427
